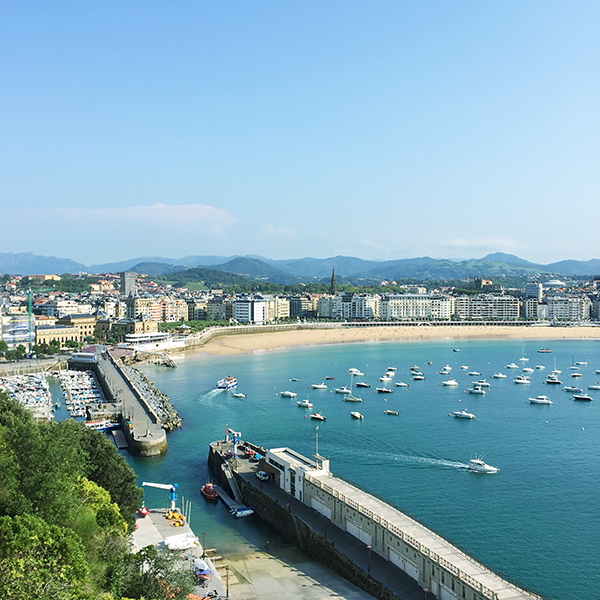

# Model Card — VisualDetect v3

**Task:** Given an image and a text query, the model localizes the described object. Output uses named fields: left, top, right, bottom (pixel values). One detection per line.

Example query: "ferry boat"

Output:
left=216, top=376, right=237, bottom=389
left=201, top=482, right=219, bottom=502
left=280, top=391, right=297, bottom=398
left=85, top=419, right=119, bottom=432
left=529, top=396, right=553, bottom=405
left=350, top=411, right=364, bottom=419
left=453, top=410, right=475, bottom=419
left=468, top=458, right=498, bottom=474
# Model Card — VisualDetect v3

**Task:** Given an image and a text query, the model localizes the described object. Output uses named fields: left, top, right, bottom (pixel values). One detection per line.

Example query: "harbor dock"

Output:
left=208, top=435, right=543, bottom=600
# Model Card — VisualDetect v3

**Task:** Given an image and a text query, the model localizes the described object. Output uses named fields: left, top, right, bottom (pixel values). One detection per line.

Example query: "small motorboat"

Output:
left=459, top=365, right=468, bottom=369
left=335, top=386, right=351, bottom=394
left=311, top=383, right=328, bottom=389
left=201, top=482, right=219, bottom=502
left=376, top=387, right=393, bottom=393
left=325, top=376, right=336, bottom=380
left=412, top=375, right=425, bottom=381
left=280, top=391, right=297, bottom=398
left=545, top=376, right=562, bottom=385
left=453, top=348, right=461, bottom=352
left=505, top=363, right=519, bottom=369
left=587, top=384, right=600, bottom=390
left=310, top=413, right=326, bottom=421
left=387, top=367, right=397, bottom=371
left=355, top=381, right=371, bottom=388
left=379, top=375, right=392, bottom=382
left=535, top=365, right=545, bottom=370
left=513, top=375, right=531, bottom=384
left=491, top=372, right=507, bottom=379
left=231, top=507, right=254, bottom=518
left=469, top=386, right=486, bottom=395
left=571, top=372, right=583, bottom=378
left=529, top=396, right=553, bottom=405
left=575, top=361, right=587, bottom=365
left=350, top=411, right=364, bottom=419
left=453, top=410, right=475, bottom=419
left=468, top=458, right=498, bottom=474
left=138, top=504, right=150, bottom=516
left=440, top=365, right=452, bottom=373
left=573, top=393, right=593, bottom=401
left=394, top=381, right=409, bottom=387
left=290, top=378, right=300, bottom=382
left=564, top=386, right=583, bottom=393
left=348, top=368, right=364, bottom=376
left=538, top=348, right=551, bottom=353
left=232, top=392, right=247, bottom=398
left=297, top=398, right=313, bottom=409
left=468, top=371, right=481, bottom=377
left=474, top=379, right=490, bottom=387
left=384, top=410, right=399, bottom=415
left=342, top=393, right=363, bottom=402
left=523, top=367, right=534, bottom=373
left=442, top=379, right=459, bottom=386
left=410, top=365, right=420, bottom=371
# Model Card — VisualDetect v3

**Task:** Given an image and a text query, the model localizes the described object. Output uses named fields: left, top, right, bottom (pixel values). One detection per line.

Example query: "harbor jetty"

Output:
left=208, top=431, right=543, bottom=600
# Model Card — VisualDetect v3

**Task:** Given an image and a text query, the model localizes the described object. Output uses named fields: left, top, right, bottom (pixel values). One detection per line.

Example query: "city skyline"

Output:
left=1, top=1, right=598, bottom=265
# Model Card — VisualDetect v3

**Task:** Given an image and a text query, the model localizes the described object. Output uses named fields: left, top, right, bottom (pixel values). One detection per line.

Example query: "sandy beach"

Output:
left=186, top=325, right=600, bottom=357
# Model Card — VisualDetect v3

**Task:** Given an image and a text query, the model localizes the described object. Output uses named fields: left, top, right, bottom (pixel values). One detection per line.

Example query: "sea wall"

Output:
left=207, top=444, right=403, bottom=600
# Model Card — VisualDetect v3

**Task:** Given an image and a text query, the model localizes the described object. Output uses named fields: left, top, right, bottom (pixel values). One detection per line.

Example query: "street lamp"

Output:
left=367, top=545, right=371, bottom=574
left=202, top=532, right=206, bottom=558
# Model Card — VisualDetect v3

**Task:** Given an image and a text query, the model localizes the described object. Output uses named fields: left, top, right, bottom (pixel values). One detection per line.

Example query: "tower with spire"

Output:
left=330, top=267, right=338, bottom=295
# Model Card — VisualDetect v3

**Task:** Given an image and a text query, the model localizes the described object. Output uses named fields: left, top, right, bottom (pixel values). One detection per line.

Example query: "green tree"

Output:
left=0, top=513, right=91, bottom=600
left=121, top=544, right=195, bottom=600
left=0, top=340, right=8, bottom=353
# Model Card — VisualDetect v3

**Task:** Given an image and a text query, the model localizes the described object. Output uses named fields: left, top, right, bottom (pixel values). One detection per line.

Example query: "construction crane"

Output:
left=142, top=482, right=178, bottom=510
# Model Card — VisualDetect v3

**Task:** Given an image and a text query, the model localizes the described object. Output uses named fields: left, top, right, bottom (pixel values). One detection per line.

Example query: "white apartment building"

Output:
left=524, top=282, right=543, bottom=301
left=379, top=294, right=454, bottom=320
left=40, top=299, right=93, bottom=317
left=546, top=295, right=592, bottom=321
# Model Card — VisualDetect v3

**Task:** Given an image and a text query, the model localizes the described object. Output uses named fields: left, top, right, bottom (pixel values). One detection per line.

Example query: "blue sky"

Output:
left=1, top=1, right=598, bottom=266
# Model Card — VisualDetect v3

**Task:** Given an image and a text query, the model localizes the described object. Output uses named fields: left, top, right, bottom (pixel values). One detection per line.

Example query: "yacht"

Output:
left=545, top=375, right=562, bottom=385
left=468, top=458, right=499, bottom=474
left=410, top=365, right=420, bottom=371
left=469, top=386, right=486, bottom=395
left=376, top=387, right=393, bottom=393
left=573, top=393, right=592, bottom=401
left=571, top=372, right=583, bottom=378
left=350, top=411, right=364, bottom=420
left=395, top=381, right=409, bottom=387
left=442, top=379, right=459, bottom=386
left=453, top=410, right=475, bottom=419
left=596, top=369, right=600, bottom=375
left=384, top=410, right=399, bottom=415
left=440, top=365, right=452, bottom=374
left=535, top=365, right=545, bottom=370
left=453, top=348, right=461, bottom=352
left=355, top=381, right=371, bottom=388
left=280, top=391, right=297, bottom=398
left=379, top=375, right=392, bottom=382
left=412, top=374, right=425, bottom=381
left=310, top=413, right=326, bottom=421
left=335, top=386, right=351, bottom=394
left=297, top=398, right=313, bottom=409
left=311, top=383, right=328, bottom=389
left=529, top=395, right=553, bottom=405
left=576, top=361, right=587, bottom=366
left=513, top=375, right=531, bottom=384
left=522, top=367, right=534, bottom=373
left=349, top=370, right=364, bottom=377
left=491, top=372, right=507, bottom=379
left=468, top=371, right=481, bottom=376
left=474, top=379, right=490, bottom=387
left=505, top=363, right=519, bottom=369
left=564, top=386, right=582, bottom=393
left=587, top=384, right=600, bottom=391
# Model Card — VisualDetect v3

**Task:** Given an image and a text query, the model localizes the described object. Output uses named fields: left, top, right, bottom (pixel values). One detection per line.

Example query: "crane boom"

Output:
left=142, top=482, right=174, bottom=490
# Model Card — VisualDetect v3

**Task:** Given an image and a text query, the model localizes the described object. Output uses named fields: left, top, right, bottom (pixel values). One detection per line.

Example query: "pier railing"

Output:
left=304, top=472, right=543, bottom=600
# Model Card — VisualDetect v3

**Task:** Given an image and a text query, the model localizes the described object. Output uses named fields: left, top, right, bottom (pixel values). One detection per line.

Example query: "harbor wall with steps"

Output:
left=207, top=443, right=405, bottom=600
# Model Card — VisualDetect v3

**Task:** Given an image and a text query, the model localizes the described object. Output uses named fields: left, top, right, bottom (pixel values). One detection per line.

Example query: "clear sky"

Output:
left=1, top=1, right=598, bottom=266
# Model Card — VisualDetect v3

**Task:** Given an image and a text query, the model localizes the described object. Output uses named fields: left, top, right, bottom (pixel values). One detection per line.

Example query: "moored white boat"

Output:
left=513, top=375, right=531, bottom=384
left=297, top=398, right=313, bottom=408
left=335, top=386, right=351, bottom=394
left=564, top=386, right=582, bottom=393
left=280, top=391, right=297, bottom=398
left=468, top=371, right=481, bottom=376
left=232, top=392, right=247, bottom=398
left=529, top=395, right=553, bottom=405
left=453, top=410, right=475, bottom=419
left=442, top=379, right=459, bottom=386
left=355, top=381, right=371, bottom=388
left=468, top=386, right=486, bottom=395
left=395, top=381, right=409, bottom=387
left=505, top=363, right=519, bottom=369
left=491, top=372, right=507, bottom=379
left=376, top=387, right=393, bottom=393
left=310, top=412, right=326, bottom=420
left=311, top=383, right=328, bottom=389
left=587, top=384, right=600, bottom=391
left=573, top=393, right=592, bottom=401
left=350, top=411, right=364, bottom=419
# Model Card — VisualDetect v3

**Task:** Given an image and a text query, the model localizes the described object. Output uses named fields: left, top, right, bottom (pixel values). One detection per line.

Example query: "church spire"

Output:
left=330, top=267, right=338, bottom=295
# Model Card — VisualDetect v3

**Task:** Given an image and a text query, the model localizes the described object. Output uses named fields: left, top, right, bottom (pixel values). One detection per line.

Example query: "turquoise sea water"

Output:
left=126, top=339, right=599, bottom=600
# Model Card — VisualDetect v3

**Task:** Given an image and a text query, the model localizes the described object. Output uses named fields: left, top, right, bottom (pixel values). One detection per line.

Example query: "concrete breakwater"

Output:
left=208, top=438, right=543, bottom=600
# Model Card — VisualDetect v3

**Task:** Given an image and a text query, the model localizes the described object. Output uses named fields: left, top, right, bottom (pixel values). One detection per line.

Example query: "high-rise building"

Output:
left=120, top=272, right=136, bottom=297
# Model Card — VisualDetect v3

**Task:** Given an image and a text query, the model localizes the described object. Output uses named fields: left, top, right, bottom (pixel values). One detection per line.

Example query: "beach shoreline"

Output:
left=180, top=325, right=600, bottom=358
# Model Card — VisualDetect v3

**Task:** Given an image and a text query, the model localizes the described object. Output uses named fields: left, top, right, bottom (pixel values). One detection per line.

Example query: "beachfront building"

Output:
left=317, top=293, right=380, bottom=321
left=524, top=282, right=543, bottom=301
left=379, top=294, right=453, bottom=321
left=546, top=295, right=592, bottom=321
left=453, top=294, right=520, bottom=321
left=206, top=297, right=236, bottom=321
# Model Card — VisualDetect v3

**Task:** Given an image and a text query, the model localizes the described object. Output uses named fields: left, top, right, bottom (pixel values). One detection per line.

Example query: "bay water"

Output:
left=125, top=338, right=599, bottom=600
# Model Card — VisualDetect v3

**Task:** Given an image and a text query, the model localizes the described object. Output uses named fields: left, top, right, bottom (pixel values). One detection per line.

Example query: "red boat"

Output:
left=137, top=504, right=150, bottom=516
left=201, top=482, right=219, bottom=502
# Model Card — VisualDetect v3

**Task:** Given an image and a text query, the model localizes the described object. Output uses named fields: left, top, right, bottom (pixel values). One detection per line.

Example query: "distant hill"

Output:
left=210, top=257, right=302, bottom=285
left=159, top=266, right=254, bottom=288
left=2, top=251, right=599, bottom=280
left=0, top=252, right=86, bottom=276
